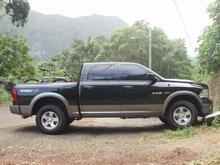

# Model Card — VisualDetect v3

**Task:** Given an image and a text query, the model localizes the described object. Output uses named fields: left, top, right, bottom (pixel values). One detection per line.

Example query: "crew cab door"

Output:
left=119, top=64, right=162, bottom=116
left=80, top=63, right=120, bottom=115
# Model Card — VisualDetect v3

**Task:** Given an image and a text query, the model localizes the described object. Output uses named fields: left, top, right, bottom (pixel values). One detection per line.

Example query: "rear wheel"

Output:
left=36, top=105, right=67, bottom=134
left=166, top=101, right=198, bottom=130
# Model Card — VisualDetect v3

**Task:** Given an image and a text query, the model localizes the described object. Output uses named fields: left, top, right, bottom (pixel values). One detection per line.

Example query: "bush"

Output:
left=212, top=116, right=220, bottom=128
left=0, top=85, right=11, bottom=105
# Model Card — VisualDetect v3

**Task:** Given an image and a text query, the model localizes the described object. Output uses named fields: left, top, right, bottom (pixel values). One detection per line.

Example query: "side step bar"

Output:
left=205, top=111, right=220, bottom=119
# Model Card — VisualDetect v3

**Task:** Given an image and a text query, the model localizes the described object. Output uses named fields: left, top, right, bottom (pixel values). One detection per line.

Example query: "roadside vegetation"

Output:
left=0, top=85, right=11, bottom=105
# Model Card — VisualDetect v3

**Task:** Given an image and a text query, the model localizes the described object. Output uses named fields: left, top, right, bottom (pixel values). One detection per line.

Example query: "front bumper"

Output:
left=9, top=105, right=32, bottom=117
left=200, top=97, right=213, bottom=116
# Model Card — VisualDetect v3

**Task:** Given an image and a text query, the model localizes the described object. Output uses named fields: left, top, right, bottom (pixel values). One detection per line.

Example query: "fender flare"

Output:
left=30, top=92, right=72, bottom=116
left=162, top=90, right=202, bottom=115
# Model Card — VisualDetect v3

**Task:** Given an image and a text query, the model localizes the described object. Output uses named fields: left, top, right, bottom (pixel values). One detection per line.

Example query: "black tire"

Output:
left=159, top=116, right=169, bottom=125
left=66, top=118, right=74, bottom=126
left=36, top=105, right=67, bottom=134
left=166, top=101, right=198, bottom=130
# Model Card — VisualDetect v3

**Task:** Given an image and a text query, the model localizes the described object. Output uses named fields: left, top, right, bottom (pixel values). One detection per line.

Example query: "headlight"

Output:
left=199, top=89, right=209, bottom=98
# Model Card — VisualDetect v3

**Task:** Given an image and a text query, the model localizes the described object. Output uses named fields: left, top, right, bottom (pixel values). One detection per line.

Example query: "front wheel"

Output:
left=36, top=105, right=67, bottom=134
left=66, top=118, right=74, bottom=126
left=166, top=101, right=198, bottom=130
left=159, top=116, right=169, bottom=125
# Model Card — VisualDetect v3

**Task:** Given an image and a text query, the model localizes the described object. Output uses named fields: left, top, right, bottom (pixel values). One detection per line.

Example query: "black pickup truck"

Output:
left=10, top=62, right=214, bottom=134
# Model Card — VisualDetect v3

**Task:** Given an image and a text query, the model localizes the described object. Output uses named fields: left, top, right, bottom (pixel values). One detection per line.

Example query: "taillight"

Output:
left=12, top=88, right=17, bottom=103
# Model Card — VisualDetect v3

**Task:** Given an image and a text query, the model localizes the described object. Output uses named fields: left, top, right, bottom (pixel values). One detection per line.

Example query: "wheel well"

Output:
left=32, top=97, right=68, bottom=117
left=165, top=95, right=202, bottom=115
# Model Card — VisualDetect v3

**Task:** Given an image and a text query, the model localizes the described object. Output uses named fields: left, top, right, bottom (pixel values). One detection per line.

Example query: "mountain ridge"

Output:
left=0, top=10, right=128, bottom=60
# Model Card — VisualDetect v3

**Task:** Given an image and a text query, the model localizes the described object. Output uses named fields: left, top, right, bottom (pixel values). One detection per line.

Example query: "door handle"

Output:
left=84, top=85, right=94, bottom=89
left=123, top=85, right=133, bottom=89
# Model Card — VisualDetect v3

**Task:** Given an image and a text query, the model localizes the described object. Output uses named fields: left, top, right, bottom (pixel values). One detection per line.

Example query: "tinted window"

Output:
left=87, top=64, right=116, bottom=80
left=119, top=64, right=147, bottom=80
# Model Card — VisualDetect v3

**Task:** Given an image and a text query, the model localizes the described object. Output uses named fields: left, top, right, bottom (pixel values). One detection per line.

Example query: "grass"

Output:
left=189, top=160, right=204, bottom=165
left=0, top=85, right=11, bottom=105
left=154, top=138, right=167, bottom=145
left=150, top=155, right=161, bottom=162
left=84, top=137, right=117, bottom=148
left=209, top=157, right=220, bottom=165
left=165, top=125, right=209, bottom=140
left=132, top=132, right=148, bottom=144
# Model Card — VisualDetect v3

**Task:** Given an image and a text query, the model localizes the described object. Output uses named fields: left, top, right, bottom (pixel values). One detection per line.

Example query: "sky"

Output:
left=29, top=0, right=213, bottom=57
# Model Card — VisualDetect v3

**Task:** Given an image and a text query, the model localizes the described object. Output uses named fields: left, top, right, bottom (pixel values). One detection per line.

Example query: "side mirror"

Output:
left=147, top=73, right=157, bottom=82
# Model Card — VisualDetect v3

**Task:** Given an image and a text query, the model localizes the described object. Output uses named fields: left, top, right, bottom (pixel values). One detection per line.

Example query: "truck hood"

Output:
left=164, top=78, right=194, bottom=83
left=163, top=78, right=208, bottom=89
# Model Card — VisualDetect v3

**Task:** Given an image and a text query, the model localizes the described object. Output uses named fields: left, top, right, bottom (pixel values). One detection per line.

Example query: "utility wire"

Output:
left=172, top=0, right=194, bottom=51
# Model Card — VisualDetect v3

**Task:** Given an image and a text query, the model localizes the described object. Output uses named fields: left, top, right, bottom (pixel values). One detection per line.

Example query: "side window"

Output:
left=119, top=64, right=148, bottom=80
left=87, top=64, right=116, bottom=80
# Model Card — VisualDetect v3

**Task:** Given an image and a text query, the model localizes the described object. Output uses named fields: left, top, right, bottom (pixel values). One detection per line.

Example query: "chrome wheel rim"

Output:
left=41, top=111, right=59, bottom=130
left=173, top=107, right=192, bottom=126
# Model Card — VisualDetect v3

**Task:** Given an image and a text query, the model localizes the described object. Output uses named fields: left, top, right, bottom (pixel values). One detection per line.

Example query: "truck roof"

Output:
left=84, top=62, right=141, bottom=65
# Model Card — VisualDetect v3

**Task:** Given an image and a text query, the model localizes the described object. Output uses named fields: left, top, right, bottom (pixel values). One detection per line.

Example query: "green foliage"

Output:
left=5, top=0, right=30, bottom=27
left=212, top=116, right=220, bottom=128
left=53, top=21, right=192, bottom=80
left=0, top=0, right=30, bottom=27
left=0, top=35, right=35, bottom=81
left=197, top=0, right=220, bottom=75
left=53, top=36, right=106, bottom=80
left=0, top=85, right=11, bottom=105
left=192, top=60, right=210, bottom=83
left=165, top=126, right=208, bottom=139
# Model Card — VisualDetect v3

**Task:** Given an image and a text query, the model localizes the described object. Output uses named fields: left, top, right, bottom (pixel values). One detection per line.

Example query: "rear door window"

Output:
left=87, top=64, right=116, bottom=80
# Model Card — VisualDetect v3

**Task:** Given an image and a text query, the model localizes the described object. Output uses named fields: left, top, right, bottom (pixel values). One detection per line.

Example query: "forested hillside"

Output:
left=52, top=21, right=192, bottom=80
left=0, top=10, right=127, bottom=60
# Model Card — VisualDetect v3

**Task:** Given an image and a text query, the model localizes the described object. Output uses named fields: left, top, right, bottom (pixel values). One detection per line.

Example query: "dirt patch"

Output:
left=158, top=147, right=198, bottom=165
left=1, top=108, right=220, bottom=165
left=0, top=147, right=198, bottom=165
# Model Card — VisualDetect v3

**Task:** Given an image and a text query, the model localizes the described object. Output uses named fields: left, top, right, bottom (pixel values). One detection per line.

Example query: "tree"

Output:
left=96, top=21, right=192, bottom=79
left=197, top=0, right=220, bottom=75
left=0, top=35, right=34, bottom=80
left=53, top=21, right=192, bottom=80
left=0, top=0, right=30, bottom=27
left=52, top=37, right=106, bottom=79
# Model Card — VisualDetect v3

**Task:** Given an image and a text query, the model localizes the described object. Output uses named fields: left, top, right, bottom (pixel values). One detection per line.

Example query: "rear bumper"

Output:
left=9, top=105, right=21, bottom=115
left=9, top=105, right=32, bottom=117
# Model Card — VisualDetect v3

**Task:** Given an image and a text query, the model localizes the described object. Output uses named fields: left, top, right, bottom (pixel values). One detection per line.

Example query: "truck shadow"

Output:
left=15, top=123, right=167, bottom=135
left=65, top=124, right=167, bottom=135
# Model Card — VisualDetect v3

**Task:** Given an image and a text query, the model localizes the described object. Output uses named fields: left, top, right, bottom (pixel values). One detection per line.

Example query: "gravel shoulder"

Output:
left=0, top=106, right=220, bottom=165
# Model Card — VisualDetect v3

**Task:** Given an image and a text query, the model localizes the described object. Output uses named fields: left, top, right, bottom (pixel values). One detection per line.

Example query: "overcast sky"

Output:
left=29, top=0, right=213, bottom=57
